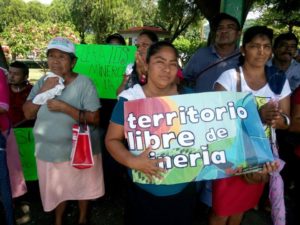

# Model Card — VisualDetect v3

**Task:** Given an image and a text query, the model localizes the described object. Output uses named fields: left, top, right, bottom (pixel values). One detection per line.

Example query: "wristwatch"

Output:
left=280, top=113, right=290, bottom=126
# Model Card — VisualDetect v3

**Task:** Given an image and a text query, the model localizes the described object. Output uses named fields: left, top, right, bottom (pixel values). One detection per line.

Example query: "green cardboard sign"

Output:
left=73, top=44, right=136, bottom=99
left=14, top=128, right=38, bottom=181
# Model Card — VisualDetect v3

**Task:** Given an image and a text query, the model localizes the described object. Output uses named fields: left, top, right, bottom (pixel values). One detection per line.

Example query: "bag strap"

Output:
left=78, top=110, right=87, bottom=131
left=235, top=67, right=241, bottom=92
left=194, top=51, right=241, bottom=81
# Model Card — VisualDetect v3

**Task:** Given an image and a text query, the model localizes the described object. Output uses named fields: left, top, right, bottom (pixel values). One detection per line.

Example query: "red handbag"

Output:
left=70, top=111, right=94, bottom=169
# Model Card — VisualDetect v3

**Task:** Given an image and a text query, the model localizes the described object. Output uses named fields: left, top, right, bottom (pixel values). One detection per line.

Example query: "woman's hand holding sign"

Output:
left=259, top=99, right=290, bottom=129
left=130, top=146, right=166, bottom=182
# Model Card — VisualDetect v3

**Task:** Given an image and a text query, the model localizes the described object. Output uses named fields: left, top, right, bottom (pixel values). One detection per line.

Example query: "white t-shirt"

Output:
left=215, top=66, right=291, bottom=102
left=215, top=66, right=291, bottom=138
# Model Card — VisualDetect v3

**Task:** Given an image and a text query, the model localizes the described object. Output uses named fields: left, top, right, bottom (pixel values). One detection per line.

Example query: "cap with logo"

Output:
left=47, top=37, right=75, bottom=55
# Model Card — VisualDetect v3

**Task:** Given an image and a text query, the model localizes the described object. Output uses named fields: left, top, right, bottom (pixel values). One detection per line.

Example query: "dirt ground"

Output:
left=1, top=178, right=299, bottom=225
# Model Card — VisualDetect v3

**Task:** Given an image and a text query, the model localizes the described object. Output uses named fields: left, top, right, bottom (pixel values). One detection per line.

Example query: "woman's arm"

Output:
left=105, top=122, right=165, bottom=180
left=214, top=82, right=227, bottom=91
left=23, top=77, right=59, bottom=120
left=289, top=102, right=300, bottom=132
left=46, top=99, right=99, bottom=126
left=116, top=75, right=129, bottom=95
left=23, top=100, right=41, bottom=120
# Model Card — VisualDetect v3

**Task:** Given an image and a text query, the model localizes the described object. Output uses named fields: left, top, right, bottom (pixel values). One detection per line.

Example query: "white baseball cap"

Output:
left=47, top=37, right=75, bottom=54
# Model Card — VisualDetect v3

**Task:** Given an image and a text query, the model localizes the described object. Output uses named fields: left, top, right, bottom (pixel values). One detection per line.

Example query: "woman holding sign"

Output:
left=23, top=37, right=104, bottom=225
left=105, top=41, right=197, bottom=225
left=211, top=26, right=290, bottom=225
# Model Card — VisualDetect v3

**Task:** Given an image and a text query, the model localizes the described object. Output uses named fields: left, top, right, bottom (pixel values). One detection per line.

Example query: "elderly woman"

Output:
left=23, top=37, right=104, bottom=225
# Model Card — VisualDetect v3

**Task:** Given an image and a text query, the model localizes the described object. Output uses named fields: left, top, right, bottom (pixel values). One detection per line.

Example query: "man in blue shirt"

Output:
left=268, top=32, right=300, bottom=92
left=183, top=13, right=241, bottom=92
left=183, top=13, right=241, bottom=207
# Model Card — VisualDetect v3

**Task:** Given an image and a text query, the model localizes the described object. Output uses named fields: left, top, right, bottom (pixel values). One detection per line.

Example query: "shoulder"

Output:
left=191, top=46, right=212, bottom=58
left=219, top=67, right=237, bottom=78
left=119, top=84, right=145, bottom=100
left=291, top=60, right=300, bottom=69
left=77, top=74, right=92, bottom=83
left=215, top=67, right=238, bottom=91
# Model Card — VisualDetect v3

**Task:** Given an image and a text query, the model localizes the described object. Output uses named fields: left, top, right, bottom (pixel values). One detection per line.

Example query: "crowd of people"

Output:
left=0, top=12, right=300, bottom=225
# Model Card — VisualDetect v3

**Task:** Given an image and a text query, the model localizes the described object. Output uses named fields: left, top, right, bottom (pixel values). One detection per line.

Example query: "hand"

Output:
left=40, top=77, right=59, bottom=93
left=130, top=146, right=166, bottom=182
left=47, top=99, right=67, bottom=112
left=259, top=161, right=279, bottom=174
left=121, top=74, right=130, bottom=85
left=259, top=100, right=281, bottom=127
left=135, top=52, right=147, bottom=82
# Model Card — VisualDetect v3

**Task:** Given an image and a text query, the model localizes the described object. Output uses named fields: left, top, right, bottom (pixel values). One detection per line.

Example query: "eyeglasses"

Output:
left=216, top=24, right=238, bottom=32
left=135, top=42, right=152, bottom=49
left=278, top=43, right=297, bottom=49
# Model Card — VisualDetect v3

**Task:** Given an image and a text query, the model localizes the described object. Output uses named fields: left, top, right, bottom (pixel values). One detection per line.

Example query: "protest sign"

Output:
left=124, top=92, right=274, bottom=185
left=73, top=44, right=136, bottom=99
left=14, top=128, right=38, bottom=181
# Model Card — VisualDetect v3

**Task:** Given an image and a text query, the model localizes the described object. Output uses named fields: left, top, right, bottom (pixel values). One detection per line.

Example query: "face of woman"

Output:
left=242, top=35, right=272, bottom=68
left=136, top=35, right=153, bottom=61
left=146, top=46, right=178, bottom=89
left=47, top=49, right=75, bottom=76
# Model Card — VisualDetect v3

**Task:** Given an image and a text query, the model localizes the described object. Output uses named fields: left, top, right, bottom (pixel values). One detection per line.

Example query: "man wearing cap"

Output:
left=183, top=13, right=242, bottom=92
left=268, top=32, right=300, bottom=92
left=8, top=61, right=32, bottom=126
left=23, top=37, right=105, bottom=225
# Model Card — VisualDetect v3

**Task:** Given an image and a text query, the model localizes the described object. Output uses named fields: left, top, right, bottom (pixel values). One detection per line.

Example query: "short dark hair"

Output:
left=211, top=13, right=241, bottom=31
left=139, top=30, right=159, bottom=43
left=105, top=33, right=126, bottom=45
left=146, top=41, right=178, bottom=63
left=273, top=32, right=299, bottom=49
left=9, top=61, right=29, bottom=77
left=242, top=26, right=273, bottom=47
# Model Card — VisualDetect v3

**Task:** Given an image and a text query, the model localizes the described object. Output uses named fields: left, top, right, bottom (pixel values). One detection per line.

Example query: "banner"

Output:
left=14, top=128, right=38, bottom=181
left=124, top=92, right=274, bottom=185
left=74, top=44, right=136, bottom=99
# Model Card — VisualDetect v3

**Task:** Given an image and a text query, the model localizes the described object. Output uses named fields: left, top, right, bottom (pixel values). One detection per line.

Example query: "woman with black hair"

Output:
left=106, top=41, right=196, bottom=225
left=116, top=30, right=159, bottom=95
left=210, top=26, right=290, bottom=225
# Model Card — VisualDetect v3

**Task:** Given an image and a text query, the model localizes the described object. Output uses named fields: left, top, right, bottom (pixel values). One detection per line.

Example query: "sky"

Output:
left=23, top=0, right=53, bottom=4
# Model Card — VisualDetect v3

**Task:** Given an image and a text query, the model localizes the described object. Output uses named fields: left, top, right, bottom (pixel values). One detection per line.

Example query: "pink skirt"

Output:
left=37, top=154, right=105, bottom=212
left=5, top=129, right=27, bottom=198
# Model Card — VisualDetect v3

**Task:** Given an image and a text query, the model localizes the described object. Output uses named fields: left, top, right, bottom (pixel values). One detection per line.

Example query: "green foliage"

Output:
left=26, top=1, right=49, bottom=23
left=0, top=0, right=219, bottom=64
left=47, top=0, right=72, bottom=23
left=157, top=0, right=202, bottom=42
left=0, top=20, right=79, bottom=61
left=174, top=36, right=206, bottom=65
left=0, top=0, right=28, bottom=32
left=173, top=19, right=207, bottom=65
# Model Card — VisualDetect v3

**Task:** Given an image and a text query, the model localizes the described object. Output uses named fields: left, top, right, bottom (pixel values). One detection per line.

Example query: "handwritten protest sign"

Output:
left=14, top=128, right=38, bottom=181
left=73, top=44, right=136, bottom=99
left=124, top=92, right=274, bottom=185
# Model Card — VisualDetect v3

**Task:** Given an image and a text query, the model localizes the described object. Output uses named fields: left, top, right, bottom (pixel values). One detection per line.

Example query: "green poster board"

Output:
left=14, top=128, right=38, bottom=181
left=73, top=44, right=136, bottom=99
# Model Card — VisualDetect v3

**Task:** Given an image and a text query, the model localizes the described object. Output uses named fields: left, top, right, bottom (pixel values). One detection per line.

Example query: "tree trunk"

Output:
left=0, top=45, right=8, bottom=69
